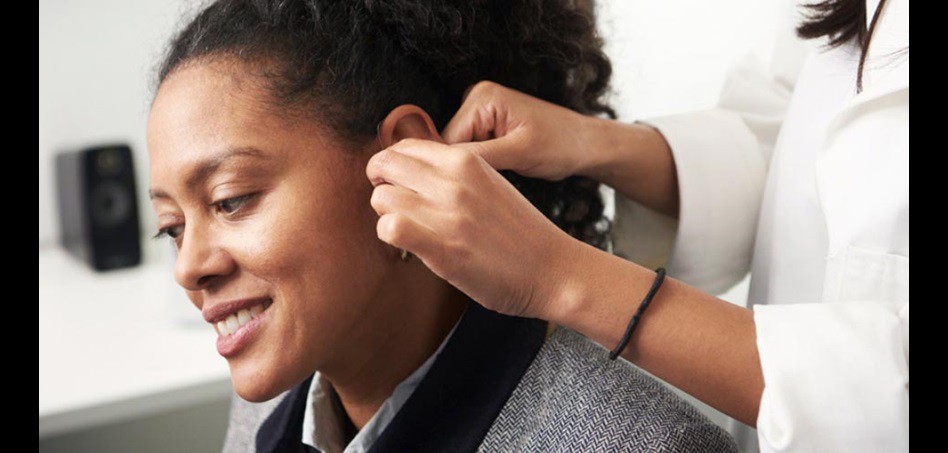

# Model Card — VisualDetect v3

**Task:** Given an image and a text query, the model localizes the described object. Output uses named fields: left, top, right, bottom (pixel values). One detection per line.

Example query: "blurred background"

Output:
left=39, top=0, right=775, bottom=451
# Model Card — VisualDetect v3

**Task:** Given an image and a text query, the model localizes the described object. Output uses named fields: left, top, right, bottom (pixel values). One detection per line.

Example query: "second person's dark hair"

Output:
left=156, top=0, right=614, bottom=250
left=796, top=0, right=901, bottom=92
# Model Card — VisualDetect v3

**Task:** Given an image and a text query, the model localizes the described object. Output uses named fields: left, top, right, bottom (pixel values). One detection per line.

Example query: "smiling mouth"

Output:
left=214, top=299, right=273, bottom=337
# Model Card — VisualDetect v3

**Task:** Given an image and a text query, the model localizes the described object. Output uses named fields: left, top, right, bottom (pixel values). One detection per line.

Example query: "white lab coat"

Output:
left=611, top=0, right=908, bottom=451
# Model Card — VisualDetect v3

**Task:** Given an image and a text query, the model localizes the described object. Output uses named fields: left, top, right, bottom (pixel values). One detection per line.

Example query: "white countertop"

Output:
left=39, top=246, right=232, bottom=438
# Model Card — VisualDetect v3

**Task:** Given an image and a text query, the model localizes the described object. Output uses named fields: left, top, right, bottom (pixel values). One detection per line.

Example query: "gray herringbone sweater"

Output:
left=476, top=327, right=736, bottom=452
left=224, top=314, right=737, bottom=452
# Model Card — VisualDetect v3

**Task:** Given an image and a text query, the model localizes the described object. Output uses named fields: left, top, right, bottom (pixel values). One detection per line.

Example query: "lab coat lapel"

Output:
left=812, top=0, right=909, bottom=305
left=824, top=0, right=908, bottom=136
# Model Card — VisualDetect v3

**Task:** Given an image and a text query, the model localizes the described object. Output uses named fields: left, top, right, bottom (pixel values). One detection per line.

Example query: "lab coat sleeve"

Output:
left=611, top=1, right=808, bottom=295
left=754, top=18, right=910, bottom=448
left=754, top=300, right=909, bottom=451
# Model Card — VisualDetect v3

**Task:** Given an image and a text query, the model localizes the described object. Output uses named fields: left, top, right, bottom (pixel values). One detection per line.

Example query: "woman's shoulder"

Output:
left=479, top=326, right=738, bottom=452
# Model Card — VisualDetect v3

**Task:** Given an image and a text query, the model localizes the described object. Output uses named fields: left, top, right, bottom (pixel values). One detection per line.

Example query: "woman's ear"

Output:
left=377, top=105, right=444, bottom=148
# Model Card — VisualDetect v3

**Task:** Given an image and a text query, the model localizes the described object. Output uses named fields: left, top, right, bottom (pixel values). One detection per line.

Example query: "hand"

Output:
left=365, top=138, right=578, bottom=319
left=441, top=81, right=604, bottom=182
left=443, top=80, right=680, bottom=217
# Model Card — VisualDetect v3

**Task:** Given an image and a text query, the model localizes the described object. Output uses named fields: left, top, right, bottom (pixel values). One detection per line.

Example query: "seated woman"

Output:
left=147, top=0, right=737, bottom=451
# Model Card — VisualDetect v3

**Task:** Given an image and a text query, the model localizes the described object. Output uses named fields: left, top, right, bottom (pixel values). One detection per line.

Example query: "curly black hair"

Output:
left=156, top=0, right=614, bottom=250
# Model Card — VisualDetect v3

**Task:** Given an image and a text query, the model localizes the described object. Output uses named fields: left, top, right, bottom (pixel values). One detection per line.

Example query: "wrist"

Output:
left=543, top=235, right=607, bottom=331
left=543, top=237, right=663, bottom=354
left=575, top=115, right=619, bottom=181
left=581, top=118, right=679, bottom=217
left=576, top=117, right=651, bottom=183
left=534, top=231, right=585, bottom=325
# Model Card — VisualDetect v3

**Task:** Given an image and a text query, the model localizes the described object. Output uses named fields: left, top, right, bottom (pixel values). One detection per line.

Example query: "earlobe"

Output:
left=378, top=105, right=443, bottom=148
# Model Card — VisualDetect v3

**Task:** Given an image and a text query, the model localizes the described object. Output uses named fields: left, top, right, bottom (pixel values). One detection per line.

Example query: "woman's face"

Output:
left=147, top=60, right=395, bottom=401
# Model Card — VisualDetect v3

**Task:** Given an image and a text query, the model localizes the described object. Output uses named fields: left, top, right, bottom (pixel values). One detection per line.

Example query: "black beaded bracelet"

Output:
left=609, top=267, right=667, bottom=360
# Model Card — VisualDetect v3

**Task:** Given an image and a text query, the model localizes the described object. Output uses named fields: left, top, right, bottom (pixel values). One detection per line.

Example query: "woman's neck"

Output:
left=320, top=269, right=468, bottom=430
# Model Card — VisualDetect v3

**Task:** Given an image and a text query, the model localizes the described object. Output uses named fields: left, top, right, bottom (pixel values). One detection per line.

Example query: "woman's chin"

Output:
left=230, top=370, right=286, bottom=402
left=228, top=359, right=297, bottom=402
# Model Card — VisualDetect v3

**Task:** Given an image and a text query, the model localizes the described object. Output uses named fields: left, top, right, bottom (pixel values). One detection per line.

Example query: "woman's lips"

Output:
left=215, top=299, right=272, bottom=358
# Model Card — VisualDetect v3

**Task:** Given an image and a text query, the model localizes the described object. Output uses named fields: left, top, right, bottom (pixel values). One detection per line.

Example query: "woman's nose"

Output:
left=173, top=225, right=236, bottom=291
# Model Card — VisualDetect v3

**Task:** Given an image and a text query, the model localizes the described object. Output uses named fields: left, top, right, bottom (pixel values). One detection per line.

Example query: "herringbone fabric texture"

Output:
left=223, top=327, right=738, bottom=452
left=477, top=327, right=737, bottom=452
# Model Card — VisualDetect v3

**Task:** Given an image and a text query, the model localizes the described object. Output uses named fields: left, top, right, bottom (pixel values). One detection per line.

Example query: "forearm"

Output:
left=549, top=238, right=764, bottom=426
left=579, top=116, right=680, bottom=218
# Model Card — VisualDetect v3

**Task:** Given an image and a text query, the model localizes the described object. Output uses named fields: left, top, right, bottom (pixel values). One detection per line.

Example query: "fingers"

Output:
left=442, top=99, right=492, bottom=145
left=442, top=82, right=499, bottom=145
left=381, top=138, right=504, bottom=174
left=383, top=138, right=452, bottom=164
left=451, top=136, right=520, bottom=171
left=376, top=212, right=442, bottom=265
left=369, top=183, right=434, bottom=219
left=442, top=81, right=526, bottom=171
left=366, top=144, right=440, bottom=191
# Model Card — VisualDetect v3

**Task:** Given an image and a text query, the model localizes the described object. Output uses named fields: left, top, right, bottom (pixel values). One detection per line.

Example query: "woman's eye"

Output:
left=150, top=194, right=257, bottom=243
left=214, top=194, right=256, bottom=215
left=152, top=224, right=184, bottom=241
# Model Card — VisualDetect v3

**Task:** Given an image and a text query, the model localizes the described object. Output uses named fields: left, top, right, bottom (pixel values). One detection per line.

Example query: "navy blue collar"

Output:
left=256, top=301, right=548, bottom=453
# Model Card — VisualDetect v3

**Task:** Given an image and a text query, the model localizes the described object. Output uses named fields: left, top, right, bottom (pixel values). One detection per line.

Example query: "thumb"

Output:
left=442, top=101, right=492, bottom=145
left=452, top=133, right=523, bottom=171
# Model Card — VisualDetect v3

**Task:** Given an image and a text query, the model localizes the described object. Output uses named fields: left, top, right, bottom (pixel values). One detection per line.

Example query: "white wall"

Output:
left=598, top=0, right=777, bottom=121
left=38, top=0, right=197, bottom=248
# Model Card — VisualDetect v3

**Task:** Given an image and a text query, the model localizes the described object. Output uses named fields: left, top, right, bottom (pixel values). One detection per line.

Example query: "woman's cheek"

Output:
left=220, top=204, right=301, bottom=278
left=246, top=195, right=342, bottom=277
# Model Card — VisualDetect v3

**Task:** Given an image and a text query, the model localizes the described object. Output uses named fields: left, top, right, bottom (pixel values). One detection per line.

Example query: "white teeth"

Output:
left=237, top=309, right=251, bottom=325
left=226, top=314, right=239, bottom=333
left=215, top=303, right=267, bottom=336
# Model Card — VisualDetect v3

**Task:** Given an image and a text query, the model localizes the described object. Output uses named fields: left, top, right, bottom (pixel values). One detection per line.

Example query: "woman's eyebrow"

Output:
left=149, top=146, right=267, bottom=200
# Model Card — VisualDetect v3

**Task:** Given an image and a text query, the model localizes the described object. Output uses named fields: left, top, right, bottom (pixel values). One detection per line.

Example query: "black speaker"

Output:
left=55, top=144, right=142, bottom=271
